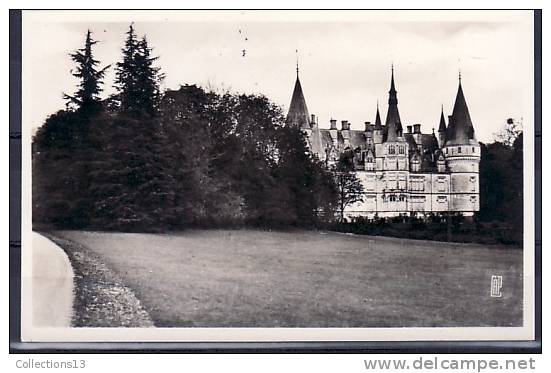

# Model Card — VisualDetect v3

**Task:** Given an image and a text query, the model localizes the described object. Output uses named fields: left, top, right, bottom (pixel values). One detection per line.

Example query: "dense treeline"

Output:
left=33, top=27, right=337, bottom=232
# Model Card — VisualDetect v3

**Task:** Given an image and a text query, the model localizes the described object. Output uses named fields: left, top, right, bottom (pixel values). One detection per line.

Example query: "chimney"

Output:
left=407, top=125, right=412, bottom=134
left=364, top=121, right=371, bottom=131
left=330, top=119, right=337, bottom=130
left=413, top=124, right=421, bottom=134
left=341, top=120, right=349, bottom=131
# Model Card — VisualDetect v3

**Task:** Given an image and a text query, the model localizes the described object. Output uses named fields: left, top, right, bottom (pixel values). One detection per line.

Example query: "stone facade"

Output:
left=286, top=68, right=480, bottom=219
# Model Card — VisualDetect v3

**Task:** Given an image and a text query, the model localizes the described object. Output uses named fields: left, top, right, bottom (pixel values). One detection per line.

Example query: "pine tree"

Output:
left=135, top=36, right=164, bottom=117
left=63, top=29, right=109, bottom=115
left=114, top=24, right=139, bottom=114
left=114, top=25, right=164, bottom=117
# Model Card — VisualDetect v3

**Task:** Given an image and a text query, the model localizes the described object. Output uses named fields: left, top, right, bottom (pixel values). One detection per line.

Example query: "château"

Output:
left=286, top=66, right=480, bottom=219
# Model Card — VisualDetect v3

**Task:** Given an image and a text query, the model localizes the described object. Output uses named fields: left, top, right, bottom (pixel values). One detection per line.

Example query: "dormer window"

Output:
left=388, top=145, right=395, bottom=154
left=399, top=146, right=405, bottom=154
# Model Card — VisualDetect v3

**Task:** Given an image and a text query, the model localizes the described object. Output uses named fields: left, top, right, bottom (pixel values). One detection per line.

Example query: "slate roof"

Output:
left=438, top=107, right=447, bottom=132
left=286, top=75, right=310, bottom=129
left=446, top=80, right=477, bottom=145
left=385, top=68, right=404, bottom=142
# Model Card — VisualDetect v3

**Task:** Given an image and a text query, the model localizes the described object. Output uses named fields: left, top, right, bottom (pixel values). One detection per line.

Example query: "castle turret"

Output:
left=437, top=106, right=447, bottom=148
left=382, top=66, right=408, bottom=171
left=286, top=67, right=310, bottom=129
left=373, top=103, right=383, bottom=144
left=445, top=74, right=477, bottom=146
left=443, top=74, right=480, bottom=215
left=384, top=65, right=405, bottom=142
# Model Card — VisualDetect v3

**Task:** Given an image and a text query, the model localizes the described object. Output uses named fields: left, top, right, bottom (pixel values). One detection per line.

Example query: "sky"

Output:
left=22, top=10, right=534, bottom=143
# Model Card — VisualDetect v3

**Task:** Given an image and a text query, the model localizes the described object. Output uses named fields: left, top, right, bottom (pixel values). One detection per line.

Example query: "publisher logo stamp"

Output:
left=491, top=275, right=503, bottom=298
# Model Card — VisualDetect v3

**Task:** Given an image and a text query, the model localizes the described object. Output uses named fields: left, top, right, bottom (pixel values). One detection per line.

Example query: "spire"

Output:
left=438, top=105, right=447, bottom=132
left=385, top=64, right=403, bottom=142
left=390, top=63, right=396, bottom=93
left=446, top=75, right=477, bottom=145
left=286, top=68, right=310, bottom=129
left=374, top=101, right=382, bottom=129
left=296, top=49, right=299, bottom=77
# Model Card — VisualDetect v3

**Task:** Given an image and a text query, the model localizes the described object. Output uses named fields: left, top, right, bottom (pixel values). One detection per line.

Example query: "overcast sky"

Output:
left=22, top=10, right=534, bottom=143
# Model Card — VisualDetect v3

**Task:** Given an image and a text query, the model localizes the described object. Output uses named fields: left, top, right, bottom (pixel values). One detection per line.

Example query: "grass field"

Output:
left=56, top=229, right=523, bottom=328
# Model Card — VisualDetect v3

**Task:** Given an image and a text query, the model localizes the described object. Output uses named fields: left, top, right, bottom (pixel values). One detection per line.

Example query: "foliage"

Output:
left=32, top=27, right=338, bottom=231
left=479, top=128, right=523, bottom=229
left=332, top=152, right=364, bottom=221
left=328, top=214, right=522, bottom=247
left=113, top=25, right=164, bottom=117
left=63, top=30, right=110, bottom=116
left=493, top=117, right=523, bottom=147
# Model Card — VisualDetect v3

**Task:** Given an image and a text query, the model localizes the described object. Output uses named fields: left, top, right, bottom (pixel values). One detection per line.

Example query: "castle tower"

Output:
left=286, top=65, right=311, bottom=130
left=385, top=65, right=404, bottom=141
left=382, top=66, right=408, bottom=172
left=437, top=105, right=447, bottom=148
left=443, top=74, right=480, bottom=214
left=286, top=65, right=326, bottom=158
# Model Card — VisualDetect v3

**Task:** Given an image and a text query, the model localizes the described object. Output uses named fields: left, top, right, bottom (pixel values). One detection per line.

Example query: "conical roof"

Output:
left=438, top=106, right=447, bottom=132
left=446, top=79, right=477, bottom=145
left=374, top=104, right=382, bottom=129
left=286, top=74, right=310, bottom=129
left=384, top=66, right=404, bottom=142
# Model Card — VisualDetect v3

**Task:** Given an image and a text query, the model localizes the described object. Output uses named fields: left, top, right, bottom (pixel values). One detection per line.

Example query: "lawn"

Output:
left=56, top=229, right=523, bottom=328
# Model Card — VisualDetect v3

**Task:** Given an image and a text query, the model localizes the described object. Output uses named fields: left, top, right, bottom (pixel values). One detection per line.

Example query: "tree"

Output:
left=134, top=36, right=165, bottom=117
left=494, top=117, right=523, bottom=146
left=113, top=24, right=140, bottom=114
left=114, top=25, right=164, bottom=117
left=275, top=126, right=337, bottom=225
left=332, top=155, right=364, bottom=221
left=63, top=29, right=109, bottom=116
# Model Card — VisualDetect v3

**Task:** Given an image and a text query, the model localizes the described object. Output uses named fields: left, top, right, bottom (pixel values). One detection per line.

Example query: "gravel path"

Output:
left=46, top=234, right=154, bottom=328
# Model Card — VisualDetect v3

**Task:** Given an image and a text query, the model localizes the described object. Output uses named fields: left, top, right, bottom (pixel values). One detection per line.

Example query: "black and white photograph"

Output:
left=17, top=10, right=536, bottom=343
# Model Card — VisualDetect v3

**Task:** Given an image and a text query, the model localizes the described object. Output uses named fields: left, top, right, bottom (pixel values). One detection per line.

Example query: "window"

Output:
left=410, top=177, right=425, bottom=192
left=388, top=145, right=395, bottom=154
left=446, top=148, right=448, bottom=154
left=437, top=176, right=446, bottom=192
left=458, top=147, right=462, bottom=153
left=399, top=195, right=406, bottom=202
left=389, top=195, right=397, bottom=202
left=472, top=147, right=475, bottom=152
left=399, top=146, right=405, bottom=154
